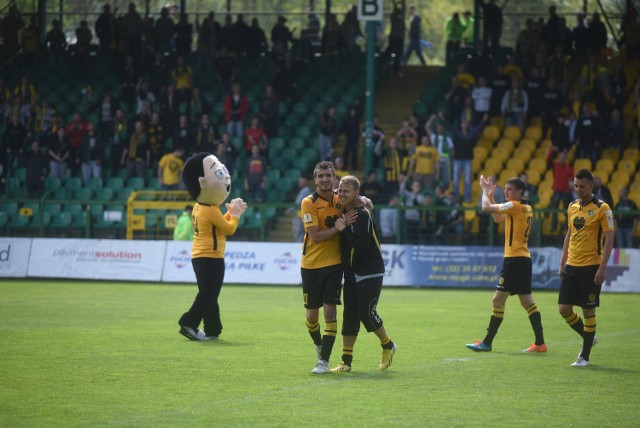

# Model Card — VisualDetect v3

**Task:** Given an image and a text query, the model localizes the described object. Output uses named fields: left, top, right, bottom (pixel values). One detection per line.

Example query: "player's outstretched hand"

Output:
left=479, top=174, right=489, bottom=189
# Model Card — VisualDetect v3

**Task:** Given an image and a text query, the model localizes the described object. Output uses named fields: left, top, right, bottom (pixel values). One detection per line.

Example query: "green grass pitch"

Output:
left=1, top=280, right=638, bottom=427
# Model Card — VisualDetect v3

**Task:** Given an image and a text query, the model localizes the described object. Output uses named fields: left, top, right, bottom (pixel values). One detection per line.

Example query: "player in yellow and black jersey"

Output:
left=301, top=161, right=346, bottom=374
left=466, top=176, right=547, bottom=353
left=558, top=169, right=614, bottom=367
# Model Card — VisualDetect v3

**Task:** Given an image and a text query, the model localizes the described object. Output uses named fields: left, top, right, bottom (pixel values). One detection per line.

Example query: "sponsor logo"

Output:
left=0, top=244, right=11, bottom=263
left=499, top=276, right=504, bottom=285
left=169, top=249, right=191, bottom=269
left=274, top=252, right=298, bottom=271
left=588, top=293, right=596, bottom=302
left=51, top=248, right=143, bottom=263
left=573, top=216, right=586, bottom=231
left=588, top=210, right=595, bottom=217
left=303, top=213, right=312, bottom=223
left=499, top=201, right=514, bottom=211
left=605, top=210, right=614, bottom=228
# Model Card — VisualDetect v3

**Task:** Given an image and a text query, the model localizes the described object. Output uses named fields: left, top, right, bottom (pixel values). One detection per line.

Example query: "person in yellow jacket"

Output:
left=178, top=152, right=247, bottom=341
left=173, top=205, right=193, bottom=240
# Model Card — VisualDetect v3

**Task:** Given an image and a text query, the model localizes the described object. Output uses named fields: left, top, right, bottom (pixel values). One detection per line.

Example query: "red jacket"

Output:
left=547, top=149, right=574, bottom=192
left=224, top=92, right=248, bottom=123
left=66, top=120, right=89, bottom=148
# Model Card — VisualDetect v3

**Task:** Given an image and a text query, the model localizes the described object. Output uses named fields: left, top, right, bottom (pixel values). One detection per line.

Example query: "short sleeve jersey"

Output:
left=496, top=199, right=533, bottom=258
left=412, top=145, right=439, bottom=174
left=300, top=191, right=343, bottom=269
left=159, top=153, right=184, bottom=185
left=191, top=203, right=239, bottom=259
left=567, top=197, right=615, bottom=266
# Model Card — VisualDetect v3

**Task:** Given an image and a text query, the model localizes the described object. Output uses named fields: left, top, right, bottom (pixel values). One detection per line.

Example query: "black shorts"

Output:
left=558, top=265, right=601, bottom=308
left=496, top=257, right=532, bottom=295
left=342, top=274, right=384, bottom=335
left=301, top=264, right=343, bottom=309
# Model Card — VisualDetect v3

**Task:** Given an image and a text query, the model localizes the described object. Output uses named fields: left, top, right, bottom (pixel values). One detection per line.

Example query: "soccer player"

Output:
left=301, top=161, right=348, bottom=374
left=332, top=176, right=396, bottom=372
left=558, top=169, right=614, bottom=367
left=466, top=176, right=546, bottom=353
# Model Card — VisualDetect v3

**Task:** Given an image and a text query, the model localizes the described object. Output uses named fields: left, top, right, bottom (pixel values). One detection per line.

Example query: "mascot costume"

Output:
left=178, top=152, right=247, bottom=340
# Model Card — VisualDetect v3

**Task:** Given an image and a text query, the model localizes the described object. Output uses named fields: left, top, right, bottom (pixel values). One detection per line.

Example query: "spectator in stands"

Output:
left=408, top=135, right=438, bottom=190
left=172, top=55, right=193, bottom=105
left=541, top=77, right=565, bottom=135
left=154, top=7, right=175, bottom=55
left=520, top=172, right=538, bottom=206
left=398, top=176, right=424, bottom=244
left=445, top=12, right=465, bottom=65
left=379, top=194, right=400, bottom=243
left=195, top=13, right=215, bottom=71
left=383, top=138, right=404, bottom=194
left=95, top=4, right=115, bottom=58
left=173, top=114, right=193, bottom=152
left=45, top=19, right=66, bottom=68
left=48, top=127, right=70, bottom=182
left=396, top=119, right=418, bottom=161
left=271, top=15, right=293, bottom=49
left=288, top=176, right=312, bottom=242
left=0, top=78, right=11, bottom=117
left=547, top=147, right=574, bottom=231
left=479, top=0, right=503, bottom=53
left=188, top=86, right=209, bottom=122
left=360, top=170, right=384, bottom=205
left=575, top=103, right=601, bottom=166
left=2, top=5, right=23, bottom=59
left=96, top=89, right=117, bottom=144
left=192, top=113, right=216, bottom=153
left=440, top=111, right=487, bottom=202
left=160, top=84, right=180, bottom=132
left=318, top=106, right=338, bottom=161
left=173, top=205, right=194, bottom=241
left=273, top=50, right=299, bottom=102
left=149, top=52, right=169, bottom=94
left=468, top=42, right=492, bottom=79
left=65, top=113, right=88, bottom=176
left=333, top=157, right=349, bottom=181
left=572, top=13, right=589, bottom=62
left=32, top=98, right=56, bottom=143
left=403, top=5, right=426, bottom=65
left=418, top=193, right=435, bottom=244
left=224, top=83, right=249, bottom=139
left=384, top=0, right=405, bottom=76
left=426, top=115, right=454, bottom=189
left=370, top=114, right=386, bottom=168
left=524, top=67, right=544, bottom=120
left=501, top=78, right=529, bottom=132
left=244, top=116, right=269, bottom=158
left=3, top=95, right=31, bottom=128
left=615, top=188, right=638, bottom=248
left=146, top=112, right=165, bottom=165
left=321, top=13, right=343, bottom=63
left=244, top=144, right=267, bottom=203
left=604, top=109, right=625, bottom=150
left=158, top=146, right=185, bottom=191
left=471, top=76, right=492, bottom=119
left=121, top=120, right=149, bottom=183
left=110, top=108, right=128, bottom=176
left=259, top=84, right=279, bottom=138
left=547, top=44, right=569, bottom=92
left=124, top=2, right=144, bottom=59
left=444, top=77, right=468, bottom=124
left=306, top=5, right=321, bottom=54
left=74, top=20, right=93, bottom=74
left=3, top=112, right=28, bottom=176
left=120, top=55, right=139, bottom=108
left=24, top=141, right=47, bottom=197
left=11, top=75, right=35, bottom=108
left=215, top=46, right=236, bottom=94
left=587, top=13, right=608, bottom=56
left=596, top=84, right=621, bottom=127
left=488, top=65, right=511, bottom=116
left=20, top=15, right=39, bottom=66
left=77, top=123, right=103, bottom=184
left=213, top=134, right=237, bottom=175
left=593, top=176, right=613, bottom=207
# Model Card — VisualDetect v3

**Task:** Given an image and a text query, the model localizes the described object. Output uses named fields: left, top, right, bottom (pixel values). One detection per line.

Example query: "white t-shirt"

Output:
left=471, top=86, right=492, bottom=113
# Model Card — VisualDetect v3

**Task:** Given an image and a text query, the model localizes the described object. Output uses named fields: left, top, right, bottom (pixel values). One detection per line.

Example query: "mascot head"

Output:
left=182, top=152, right=231, bottom=205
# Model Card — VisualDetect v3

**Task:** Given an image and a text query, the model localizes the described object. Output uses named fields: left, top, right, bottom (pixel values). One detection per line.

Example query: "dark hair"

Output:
left=505, top=177, right=526, bottom=193
left=182, top=153, right=209, bottom=200
left=313, top=161, right=336, bottom=178
left=574, top=168, right=594, bottom=182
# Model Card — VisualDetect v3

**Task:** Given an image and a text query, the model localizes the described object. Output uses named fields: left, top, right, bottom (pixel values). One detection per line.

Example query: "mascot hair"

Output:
left=182, top=152, right=210, bottom=200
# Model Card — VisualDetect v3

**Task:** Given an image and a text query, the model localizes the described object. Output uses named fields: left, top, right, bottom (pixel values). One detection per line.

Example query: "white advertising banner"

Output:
left=601, top=248, right=640, bottom=293
left=163, top=241, right=302, bottom=284
left=27, top=238, right=166, bottom=281
left=0, top=238, right=32, bottom=278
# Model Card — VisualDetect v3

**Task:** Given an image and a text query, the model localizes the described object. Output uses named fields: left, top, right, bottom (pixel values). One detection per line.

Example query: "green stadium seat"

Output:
left=147, top=178, right=161, bottom=190
left=96, top=187, right=114, bottom=201
left=74, top=187, right=93, bottom=201
left=52, top=188, right=70, bottom=200
left=266, top=189, right=284, bottom=203
left=2, top=202, right=19, bottom=218
left=13, top=167, right=26, bottom=182
left=106, top=177, right=124, bottom=190
left=74, top=211, right=89, bottom=228
left=127, top=177, right=145, bottom=190
left=289, top=138, right=305, bottom=151
left=9, top=215, right=30, bottom=228
left=64, top=203, right=84, bottom=215
left=44, top=203, right=62, bottom=216
left=44, top=177, right=61, bottom=191
left=22, top=201, right=40, bottom=215
left=284, top=169, right=301, bottom=182
left=0, top=211, right=9, bottom=228
left=50, top=212, right=73, bottom=228
left=117, top=187, right=133, bottom=201
left=64, top=177, right=83, bottom=191
left=86, top=177, right=103, bottom=191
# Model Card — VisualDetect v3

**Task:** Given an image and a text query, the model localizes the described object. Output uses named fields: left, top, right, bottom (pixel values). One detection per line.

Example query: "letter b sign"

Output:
left=358, top=0, right=383, bottom=21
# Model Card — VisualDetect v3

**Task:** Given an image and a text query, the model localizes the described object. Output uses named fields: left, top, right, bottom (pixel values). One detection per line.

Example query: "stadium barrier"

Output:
left=1, top=237, right=639, bottom=293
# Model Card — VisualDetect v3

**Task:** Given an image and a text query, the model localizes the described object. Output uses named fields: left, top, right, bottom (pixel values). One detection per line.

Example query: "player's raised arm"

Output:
left=479, top=175, right=505, bottom=223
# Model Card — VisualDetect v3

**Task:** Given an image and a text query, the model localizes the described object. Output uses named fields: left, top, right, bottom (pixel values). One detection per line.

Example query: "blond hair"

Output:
left=339, top=175, right=360, bottom=191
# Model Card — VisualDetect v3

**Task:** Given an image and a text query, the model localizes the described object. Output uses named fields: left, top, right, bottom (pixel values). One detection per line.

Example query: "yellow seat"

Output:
left=529, top=116, right=543, bottom=127
left=474, top=146, right=488, bottom=163
left=491, top=146, right=510, bottom=162
left=629, top=181, right=640, bottom=193
left=506, top=158, right=525, bottom=174
left=481, top=125, right=501, bottom=143
left=471, top=181, right=481, bottom=201
left=534, top=147, right=550, bottom=159
left=513, top=147, right=532, bottom=162
left=472, top=158, right=483, bottom=174
left=601, top=147, right=620, bottom=163
left=573, top=158, right=592, bottom=172
left=476, top=137, right=494, bottom=152
left=628, top=191, right=640, bottom=208
left=540, top=139, right=552, bottom=149
left=503, top=126, right=522, bottom=142
left=595, top=158, right=615, bottom=175
left=524, top=169, right=541, bottom=186
left=623, top=148, right=639, bottom=163
left=484, top=157, right=504, bottom=172
left=594, top=171, right=610, bottom=185
left=489, top=115, right=505, bottom=131
left=524, top=126, right=542, bottom=142
left=611, top=170, right=631, bottom=186
left=518, top=138, right=537, bottom=153
left=498, top=169, right=517, bottom=186
left=617, top=159, right=637, bottom=175
left=478, top=169, right=497, bottom=181
left=528, top=158, right=547, bottom=173
left=497, top=138, right=515, bottom=152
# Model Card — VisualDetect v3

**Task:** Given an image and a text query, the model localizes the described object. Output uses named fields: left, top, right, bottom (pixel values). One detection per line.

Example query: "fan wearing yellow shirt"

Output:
left=407, top=135, right=439, bottom=190
left=466, top=176, right=546, bottom=353
left=558, top=169, right=614, bottom=367
left=178, top=152, right=246, bottom=341
left=158, top=147, right=185, bottom=190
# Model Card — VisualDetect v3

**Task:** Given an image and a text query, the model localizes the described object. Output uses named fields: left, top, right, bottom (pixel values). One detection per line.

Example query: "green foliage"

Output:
left=1, top=281, right=638, bottom=426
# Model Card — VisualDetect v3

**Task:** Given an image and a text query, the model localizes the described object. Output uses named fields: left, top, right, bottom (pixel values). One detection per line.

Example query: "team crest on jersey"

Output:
left=588, top=210, right=595, bottom=217
left=336, top=203, right=342, bottom=209
left=303, top=213, right=313, bottom=223
left=498, top=277, right=504, bottom=285
left=588, top=293, right=596, bottom=302
left=573, top=216, right=586, bottom=231
left=605, top=210, right=614, bottom=228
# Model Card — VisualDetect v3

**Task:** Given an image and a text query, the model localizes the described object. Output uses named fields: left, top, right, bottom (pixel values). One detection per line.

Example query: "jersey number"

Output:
left=192, top=215, right=199, bottom=236
left=523, top=217, right=532, bottom=244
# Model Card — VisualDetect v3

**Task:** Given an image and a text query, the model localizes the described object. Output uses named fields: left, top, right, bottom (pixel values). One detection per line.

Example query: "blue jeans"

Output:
left=452, top=159, right=472, bottom=202
left=403, top=39, right=426, bottom=65
left=318, top=134, right=333, bottom=161
left=227, top=121, right=244, bottom=139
